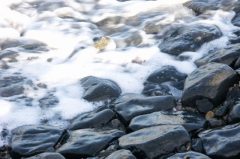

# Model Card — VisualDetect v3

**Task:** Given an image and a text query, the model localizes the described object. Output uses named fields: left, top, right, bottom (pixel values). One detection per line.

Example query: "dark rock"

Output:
left=113, top=93, right=176, bottom=123
left=195, top=98, right=214, bottom=113
left=10, top=125, right=66, bottom=158
left=129, top=111, right=206, bottom=132
left=232, top=2, right=240, bottom=27
left=167, top=151, right=211, bottom=159
left=119, top=125, right=190, bottom=159
left=142, top=83, right=183, bottom=99
left=80, top=76, right=122, bottom=101
left=70, top=109, right=115, bottom=130
left=57, top=129, right=124, bottom=158
left=145, top=65, right=187, bottom=89
left=24, top=152, right=65, bottom=159
left=195, top=44, right=240, bottom=67
left=206, top=118, right=225, bottom=128
left=0, top=38, right=48, bottom=53
left=191, top=138, right=204, bottom=153
left=39, top=94, right=59, bottom=108
left=0, top=76, right=27, bottom=97
left=105, top=150, right=136, bottom=159
left=0, top=50, right=18, bottom=60
left=199, top=123, right=240, bottom=158
left=182, top=63, right=238, bottom=111
left=184, top=0, right=236, bottom=15
left=159, top=24, right=222, bottom=55
left=228, top=103, right=240, bottom=123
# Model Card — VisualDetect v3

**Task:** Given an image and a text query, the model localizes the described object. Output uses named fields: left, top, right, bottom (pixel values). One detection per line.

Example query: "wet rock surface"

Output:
left=119, top=125, right=190, bottom=159
left=198, top=123, right=240, bottom=159
left=182, top=63, right=238, bottom=112
left=113, top=93, right=176, bottom=123
left=159, top=23, right=222, bottom=55
left=10, top=125, right=66, bottom=158
left=80, top=76, right=122, bottom=102
left=70, top=109, right=115, bottom=130
left=105, top=149, right=136, bottom=159
left=24, top=152, right=65, bottom=159
left=57, top=129, right=124, bottom=158
left=0, top=75, right=27, bottom=97
left=129, top=111, right=206, bottom=132
left=167, top=151, right=212, bottom=159
left=195, top=44, right=240, bottom=67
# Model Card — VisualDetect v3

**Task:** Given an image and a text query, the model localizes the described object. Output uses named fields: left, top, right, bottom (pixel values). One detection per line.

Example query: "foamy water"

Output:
left=0, top=0, right=238, bottom=146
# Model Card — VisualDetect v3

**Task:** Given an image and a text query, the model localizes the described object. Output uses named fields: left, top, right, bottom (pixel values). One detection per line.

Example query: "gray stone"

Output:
left=70, top=109, right=115, bottom=130
left=129, top=111, right=205, bottom=132
left=159, top=23, right=222, bottom=56
left=119, top=125, right=190, bottom=159
left=105, top=150, right=136, bottom=159
left=80, top=76, right=122, bottom=101
left=167, top=151, right=211, bottom=159
left=10, top=125, right=66, bottom=158
left=182, top=63, right=237, bottom=111
left=57, top=129, right=124, bottom=158
left=195, top=44, right=240, bottom=67
left=199, top=123, right=240, bottom=158
left=24, top=152, right=65, bottom=159
left=114, top=93, right=176, bottom=123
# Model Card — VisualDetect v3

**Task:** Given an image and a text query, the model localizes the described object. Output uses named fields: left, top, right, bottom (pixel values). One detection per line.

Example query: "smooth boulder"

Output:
left=105, top=150, right=136, bottom=159
left=23, top=152, right=65, bottom=159
left=80, top=76, right=122, bottom=101
left=129, top=111, right=205, bottom=132
left=70, top=109, right=115, bottom=130
left=167, top=151, right=211, bottom=159
left=182, top=63, right=237, bottom=112
left=199, top=123, right=240, bottom=158
left=159, top=24, right=222, bottom=55
left=113, top=93, right=176, bottom=123
left=57, top=129, right=124, bottom=158
left=119, top=125, right=190, bottom=159
left=195, top=44, right=240, bottom=67
left=10, top=125, right=66, bottom=158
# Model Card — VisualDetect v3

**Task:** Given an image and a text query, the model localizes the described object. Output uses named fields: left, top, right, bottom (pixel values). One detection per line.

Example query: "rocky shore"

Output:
left=1, top=0, right=240, bottom=159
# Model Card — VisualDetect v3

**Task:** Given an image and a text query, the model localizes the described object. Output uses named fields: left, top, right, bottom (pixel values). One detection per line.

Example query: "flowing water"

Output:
left=0, top=0, right=238, bottom=146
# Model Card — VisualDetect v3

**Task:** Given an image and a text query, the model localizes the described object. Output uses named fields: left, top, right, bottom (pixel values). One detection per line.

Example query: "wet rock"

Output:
left=113, top=93, right=176, bottom=123
left=183, top=0, right=235, bottom=15
left=39, top=94, right=59, bottom=108
left=232, top=2, right=240, bottom=27
left=145, top=65, right=187, bottom=88
left=24, top=152, right=65, bottom=159
left=10, top=125, right=66, bottom=158
left=228, top=103, right=240, bottom=123
left=182, top=63, right=238, bottom=112
left=0, top=76, right=27, bottom=97
left=129, top=111, right=206, bottom=132
left=206, top=118, right=224, bottom=128
left=0, top=50, right=18, bottom=60
left=119, top=125, right=190, bottom=159
left=105, top=150, right=136, bottom=159
left=159, top=23, right=222, bottom=55
left=70, top=109, right=115, bottom=130
left=57, top=129, right=124, bottom=158
left=195, top=44, right=240, bottom=67
left=80, top=76, right=122, bottom=102
left=0, top=38, right=48, bottom=53
left=167, top=151, right=211, bottom=159
left=199, top=123, right=240, bottom=158
left=142, top=83, right=183, bottom=99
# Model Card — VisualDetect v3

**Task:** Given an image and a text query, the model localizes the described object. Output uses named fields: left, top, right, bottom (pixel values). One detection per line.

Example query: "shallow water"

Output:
left=0, top=0, right=238, bottom=146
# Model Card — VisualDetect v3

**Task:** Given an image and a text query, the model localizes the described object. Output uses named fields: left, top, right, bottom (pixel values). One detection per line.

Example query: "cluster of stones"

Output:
left=2, top=0, right=240, bottom=159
